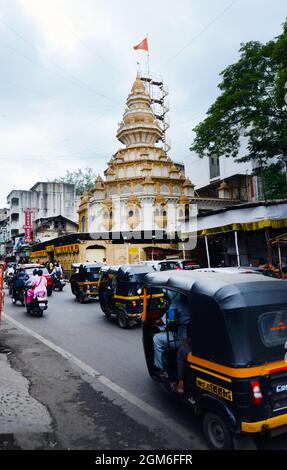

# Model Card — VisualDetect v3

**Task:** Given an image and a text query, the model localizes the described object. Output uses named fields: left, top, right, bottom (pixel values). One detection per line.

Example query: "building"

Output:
left=188, top=137, right=263, bottom=202
left=34, top=215, right=78, bottom=243
left=77, top=74, right=240, bottom=264
left=6, top=182, right=77, bottom=240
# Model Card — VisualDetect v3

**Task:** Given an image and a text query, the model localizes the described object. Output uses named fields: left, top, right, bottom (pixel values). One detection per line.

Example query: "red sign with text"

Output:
left=0, top=264, right=4, bottom=322
left=24, top=209, right=33, bottom=243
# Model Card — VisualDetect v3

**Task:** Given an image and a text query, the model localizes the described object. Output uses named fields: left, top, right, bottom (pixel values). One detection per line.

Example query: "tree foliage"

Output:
left=190, top=20, right=287, bottom=166
left=259, top=163, right=287, bottom=201
left=52, top=168, right=96, bottom=196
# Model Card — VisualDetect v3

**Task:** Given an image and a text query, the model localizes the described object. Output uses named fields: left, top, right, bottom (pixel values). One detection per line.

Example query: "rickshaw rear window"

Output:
left=89, top=268, right=100, bottom=279
left=259, top=310, right=287, bottom=347
left=159, top=262, right=178, bottom=271
left=182, top=261, right=199, bottom=269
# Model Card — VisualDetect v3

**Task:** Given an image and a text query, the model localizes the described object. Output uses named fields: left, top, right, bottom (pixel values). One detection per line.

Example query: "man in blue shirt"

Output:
left=153, top=290, right=190, bottom=377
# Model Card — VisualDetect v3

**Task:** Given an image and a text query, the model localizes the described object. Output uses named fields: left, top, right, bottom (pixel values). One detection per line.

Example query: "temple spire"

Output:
left=116, top=76, right=163, bottom=148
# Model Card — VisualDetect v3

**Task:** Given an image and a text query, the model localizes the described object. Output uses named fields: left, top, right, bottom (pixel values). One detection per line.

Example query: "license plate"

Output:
left=39, top=303, right=46, bottom=307
left=276, top=384, right=287, bottom=393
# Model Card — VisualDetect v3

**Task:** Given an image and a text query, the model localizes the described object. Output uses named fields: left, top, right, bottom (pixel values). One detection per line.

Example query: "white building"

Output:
left=187, top=138, right=262, bottom=202
left=0, top=208, right=9, bottom=255
left=7, top=182, right=77, bottom=240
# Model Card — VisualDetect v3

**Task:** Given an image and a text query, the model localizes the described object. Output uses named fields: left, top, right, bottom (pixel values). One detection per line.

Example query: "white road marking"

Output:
left=2, top=312, right=195, bottom=444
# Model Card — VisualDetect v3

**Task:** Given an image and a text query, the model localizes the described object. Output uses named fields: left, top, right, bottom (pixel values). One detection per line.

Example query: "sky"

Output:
left=0, top=0, right=286, bottom=206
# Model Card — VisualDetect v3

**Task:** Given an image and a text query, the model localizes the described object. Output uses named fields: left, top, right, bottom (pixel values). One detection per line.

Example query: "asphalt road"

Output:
left=2, top=286, right=287, bottom=450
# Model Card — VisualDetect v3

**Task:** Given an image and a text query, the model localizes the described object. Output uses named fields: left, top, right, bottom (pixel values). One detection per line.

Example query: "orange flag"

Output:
left=133, top=37, right=149, bottom=52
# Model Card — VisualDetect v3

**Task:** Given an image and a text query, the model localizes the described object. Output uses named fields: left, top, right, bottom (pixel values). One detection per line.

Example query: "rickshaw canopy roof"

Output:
left=144, top=271, right=287, bottom=311
left=117, top=264, right=156, bottom=282
left=79, top=262, right=103, bottom=270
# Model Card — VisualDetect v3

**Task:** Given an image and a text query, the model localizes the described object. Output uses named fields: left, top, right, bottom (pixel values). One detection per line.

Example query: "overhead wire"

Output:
left=160, top=0, right=239, bottom=68
left=0, top=22, right=119, bottom=102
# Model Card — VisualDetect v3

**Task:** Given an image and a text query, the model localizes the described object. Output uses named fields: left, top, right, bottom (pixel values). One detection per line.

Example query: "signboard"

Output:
left=23, top=209, right=33, bottom=243
left=54, top=244, right=80, bottom=255
left=128, top=247, right=139, bottom=255
left=0, top=263, right=4, bottom=322
left=30, top=250, right=47, bottom=259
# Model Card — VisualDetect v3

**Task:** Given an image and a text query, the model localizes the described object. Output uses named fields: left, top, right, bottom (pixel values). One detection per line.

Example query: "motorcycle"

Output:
left=52, top=275, right=66, bottom=291
left=25, top=290, right=48, bottom=317
left=12, top=287, right=25, bottom=306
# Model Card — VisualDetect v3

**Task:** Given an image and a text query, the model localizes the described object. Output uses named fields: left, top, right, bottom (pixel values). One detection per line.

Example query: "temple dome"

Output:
left=116, top=76, right=163, bottom=147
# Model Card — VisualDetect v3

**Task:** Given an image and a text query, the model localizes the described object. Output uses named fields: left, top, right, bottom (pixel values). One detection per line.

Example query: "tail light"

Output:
left=250, top=380, right=263, bottom=405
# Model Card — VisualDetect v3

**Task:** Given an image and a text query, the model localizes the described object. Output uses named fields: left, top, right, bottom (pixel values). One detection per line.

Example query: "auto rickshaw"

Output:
left=98, top=264, right=164, bottom=328
left=142, top=270, right=287, bottom=449
left=70, top=262, right=103, bottom=303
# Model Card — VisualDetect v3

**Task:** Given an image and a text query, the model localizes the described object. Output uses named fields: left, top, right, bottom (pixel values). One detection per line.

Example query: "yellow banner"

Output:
left=54, top=243, right=80, bottom=255
left=30, top=250, right=47, bottom=258
left=128, top=247, right=139, bottom=255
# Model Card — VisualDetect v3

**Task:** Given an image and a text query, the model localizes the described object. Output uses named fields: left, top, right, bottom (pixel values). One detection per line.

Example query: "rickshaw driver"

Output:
left=101, top=272, right=114, bottom=311
left=153, top=291, right=190, bottom=379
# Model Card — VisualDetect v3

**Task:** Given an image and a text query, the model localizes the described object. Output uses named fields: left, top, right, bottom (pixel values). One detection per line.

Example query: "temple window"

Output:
left=121, top=185, right=130, bottom=194
left=127, top=167, right=135, bottom=177
left=109, top=187, right=117, bottom=195
left=160, top=184, right=169, bottom=194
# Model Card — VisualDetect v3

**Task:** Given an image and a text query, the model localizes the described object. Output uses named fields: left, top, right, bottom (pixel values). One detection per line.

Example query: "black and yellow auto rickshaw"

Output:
left=70, top=262, right=103, bottom=303
left=99, top=264, right=164, bottom=328
left=142, top=270, right=287, bottom=449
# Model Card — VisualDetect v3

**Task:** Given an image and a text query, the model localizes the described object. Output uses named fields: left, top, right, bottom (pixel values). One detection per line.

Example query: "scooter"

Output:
left=52, top=275, right=66, bottom=291
left=25, top=293, right=48, bottom=317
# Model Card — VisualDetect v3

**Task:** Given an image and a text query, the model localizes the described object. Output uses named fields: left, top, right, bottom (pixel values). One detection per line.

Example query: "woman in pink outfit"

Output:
left=26, top=269, right=47, bottom=304
left=33, top=269, right=47, bottom=299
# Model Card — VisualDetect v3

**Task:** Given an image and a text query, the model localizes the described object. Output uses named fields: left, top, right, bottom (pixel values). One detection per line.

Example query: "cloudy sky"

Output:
left=0, top=0, right=286, bottom=205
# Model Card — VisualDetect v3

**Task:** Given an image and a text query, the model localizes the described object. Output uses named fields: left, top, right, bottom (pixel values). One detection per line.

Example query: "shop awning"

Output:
left=195, top=200, right=287, bottom=236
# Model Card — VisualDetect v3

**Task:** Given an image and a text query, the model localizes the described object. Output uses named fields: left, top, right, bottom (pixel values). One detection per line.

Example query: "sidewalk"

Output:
left=0, top=351, right=52, bottom=449
left=0, top=320, right=172, bottom=450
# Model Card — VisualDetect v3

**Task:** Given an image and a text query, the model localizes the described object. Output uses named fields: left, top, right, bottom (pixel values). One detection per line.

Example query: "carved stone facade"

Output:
left=77, top=75, right=239, bottom=263
left=79, top=76, right=197, bottom=236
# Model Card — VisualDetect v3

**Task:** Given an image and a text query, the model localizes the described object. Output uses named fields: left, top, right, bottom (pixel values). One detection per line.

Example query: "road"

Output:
left=1, top=286, right=287, bottom=450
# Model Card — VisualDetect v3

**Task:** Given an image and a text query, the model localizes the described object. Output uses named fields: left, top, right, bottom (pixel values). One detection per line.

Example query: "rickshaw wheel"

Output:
left=117, top=311, right=129, bottom=329
left=203, top=412, right=233, bottom=450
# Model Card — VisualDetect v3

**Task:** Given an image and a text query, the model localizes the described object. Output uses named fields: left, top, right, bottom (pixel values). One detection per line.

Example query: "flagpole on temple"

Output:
left=146, top=33, right=150, bottom=76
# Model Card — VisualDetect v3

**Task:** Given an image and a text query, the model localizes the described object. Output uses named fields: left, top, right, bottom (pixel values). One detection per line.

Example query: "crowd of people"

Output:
left=3, top=259, right=63, bottom=306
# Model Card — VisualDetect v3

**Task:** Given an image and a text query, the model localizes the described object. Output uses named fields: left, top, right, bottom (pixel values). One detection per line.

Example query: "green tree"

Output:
left=259, top=163, right=287, bottom=201
left=190, top=19, right=287, bottom=191
left=51, top=168, right=96, bottom=196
